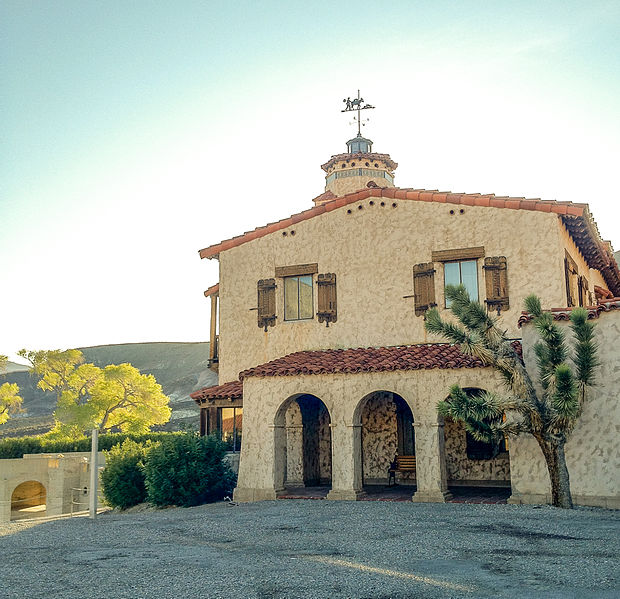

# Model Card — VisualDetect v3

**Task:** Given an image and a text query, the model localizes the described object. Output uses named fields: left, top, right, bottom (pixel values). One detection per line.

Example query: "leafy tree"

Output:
left=18, top=349, right=171, bottom=438
left=0, top=354, right=23, bottom=425
left=425, top=285, right=598, bottom=509
left=90, top=363, right=171, bottom=434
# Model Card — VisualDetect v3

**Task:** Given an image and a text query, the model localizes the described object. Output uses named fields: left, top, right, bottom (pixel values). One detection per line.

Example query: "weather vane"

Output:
left=342, top=89, right=374, bottom=136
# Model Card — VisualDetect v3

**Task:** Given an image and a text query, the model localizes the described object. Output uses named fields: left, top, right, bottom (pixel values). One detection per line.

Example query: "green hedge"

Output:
left=0, top=432, right=184, bottom=459
left=145, top=435, right=236, bottom=507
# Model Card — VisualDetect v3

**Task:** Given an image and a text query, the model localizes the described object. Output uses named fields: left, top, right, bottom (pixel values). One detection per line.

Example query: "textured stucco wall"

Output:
left=218, top=201, right=590, bottom=383
left=510, top=309, right=620, bottom=508
left=444, top=419, right=510, bottom=483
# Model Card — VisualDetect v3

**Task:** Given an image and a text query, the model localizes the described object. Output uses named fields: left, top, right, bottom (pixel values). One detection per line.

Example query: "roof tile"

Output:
left=238, top=342, right=522, bottom=380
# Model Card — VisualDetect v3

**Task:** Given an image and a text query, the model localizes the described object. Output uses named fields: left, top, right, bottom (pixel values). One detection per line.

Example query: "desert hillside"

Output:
left=0, top=342, right=217, bottom=438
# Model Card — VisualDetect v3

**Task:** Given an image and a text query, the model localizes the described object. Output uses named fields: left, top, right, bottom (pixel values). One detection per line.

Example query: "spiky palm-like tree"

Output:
left=425, top=285, right=598, bottom=509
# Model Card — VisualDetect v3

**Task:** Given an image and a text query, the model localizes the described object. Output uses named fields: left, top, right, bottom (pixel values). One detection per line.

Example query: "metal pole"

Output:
left=89, top=428, right=98, bottom=519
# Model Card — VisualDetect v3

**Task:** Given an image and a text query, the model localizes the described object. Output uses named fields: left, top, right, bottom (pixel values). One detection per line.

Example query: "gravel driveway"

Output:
left=1, top=500, right=618, bottom=598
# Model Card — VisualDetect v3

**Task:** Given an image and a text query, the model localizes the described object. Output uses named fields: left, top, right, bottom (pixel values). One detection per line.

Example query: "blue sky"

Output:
left=1, top=1, right=619, bottom=360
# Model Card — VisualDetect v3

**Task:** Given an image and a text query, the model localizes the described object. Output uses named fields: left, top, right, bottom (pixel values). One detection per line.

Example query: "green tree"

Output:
left=0, top=354, right=23, bottom=425
left=18, top=349, right=171, bottom=438
left=424, top=285, right=598, bottom=509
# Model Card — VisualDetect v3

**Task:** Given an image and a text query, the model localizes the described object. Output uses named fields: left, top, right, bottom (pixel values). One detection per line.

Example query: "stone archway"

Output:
left=274, top=394, right=332, bottom=492
left=11, top=480, right=47, bottom=521
left=355, top=390, right=416, bottom=487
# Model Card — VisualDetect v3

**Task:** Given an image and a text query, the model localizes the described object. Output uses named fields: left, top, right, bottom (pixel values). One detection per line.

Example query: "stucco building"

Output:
left=191, top=126, right=620, bottom=508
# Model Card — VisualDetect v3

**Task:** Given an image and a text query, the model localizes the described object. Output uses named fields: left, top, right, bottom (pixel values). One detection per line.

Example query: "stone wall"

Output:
left=0, top=452, right=106, bottom=523
left=361, top=392, right=397, bottom=483
left=444, top=419, right=510, bottom=484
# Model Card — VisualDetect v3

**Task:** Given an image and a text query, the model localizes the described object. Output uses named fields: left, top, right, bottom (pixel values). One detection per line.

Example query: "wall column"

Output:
left=285, top=424, right=304, bottom=486
left=411, top=421, right=452, bottom=503
left=327, top=423, right=364, bottom=500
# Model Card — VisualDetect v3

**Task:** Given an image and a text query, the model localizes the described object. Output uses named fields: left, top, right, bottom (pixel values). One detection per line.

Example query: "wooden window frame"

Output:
left=431, top=247, right=485, bottom=262
left=283, top=274, right=314, bottom=321
left=275, top=263, right=318, bottom=278
left=442, top=259, right=479, bottom=307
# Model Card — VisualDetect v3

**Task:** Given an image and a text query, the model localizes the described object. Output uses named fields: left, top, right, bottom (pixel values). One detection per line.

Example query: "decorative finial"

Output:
left=342, top=89, right=374, bottom=136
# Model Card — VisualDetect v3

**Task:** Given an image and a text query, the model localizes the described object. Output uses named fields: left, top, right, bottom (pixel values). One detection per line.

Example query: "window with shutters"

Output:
left=257, top=278, right=277, bottom=331
left=284, top=275, right=313, bottom=321
left=413, top=263, right=436, bottom=316
left=317, top=273, right=337, bottom=326
left=431, top=247, right=483, bottom=308
left=483, top=256, right=509, bottom=313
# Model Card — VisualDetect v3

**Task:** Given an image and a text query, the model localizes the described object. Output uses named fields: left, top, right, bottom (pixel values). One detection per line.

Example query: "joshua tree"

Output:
left=425, top=285, right=598, bottom=508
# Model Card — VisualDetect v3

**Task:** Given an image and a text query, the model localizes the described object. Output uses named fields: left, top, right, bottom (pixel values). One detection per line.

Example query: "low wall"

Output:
left=0, top=452, right=106, bottom=523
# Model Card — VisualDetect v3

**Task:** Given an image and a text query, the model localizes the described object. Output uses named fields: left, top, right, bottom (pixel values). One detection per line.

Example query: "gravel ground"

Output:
left=1, top=500, right=618, bottom=599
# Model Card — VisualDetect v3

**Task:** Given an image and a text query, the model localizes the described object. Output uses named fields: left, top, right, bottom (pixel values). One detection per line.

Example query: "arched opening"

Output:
left=357, top=391, right=416, bottom=490
left=11, top=481, right=47, bottom=520
left=443, top=387, right=511, bottom=498
left=274, top=394, right=332, bottom=496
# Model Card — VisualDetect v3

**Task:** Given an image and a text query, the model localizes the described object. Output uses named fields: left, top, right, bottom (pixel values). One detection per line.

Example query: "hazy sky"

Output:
left=2, top=1, right=619, bottom=362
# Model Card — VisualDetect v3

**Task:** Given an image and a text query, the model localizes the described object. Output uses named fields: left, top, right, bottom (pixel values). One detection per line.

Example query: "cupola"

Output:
left=316, top=92, right=398, bottom=202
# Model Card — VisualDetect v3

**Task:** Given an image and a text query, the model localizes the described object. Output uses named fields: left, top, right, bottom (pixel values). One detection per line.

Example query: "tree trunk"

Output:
left=536, top=436, right=573, bottom=508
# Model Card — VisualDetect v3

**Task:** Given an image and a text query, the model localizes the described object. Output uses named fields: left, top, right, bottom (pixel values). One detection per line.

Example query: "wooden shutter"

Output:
left=564, top=253, right=578, bottom=307
left=257, top=278, right=276, bottom=331
left=578, top=275, right=589, bottom=307
left=317, top=273, right=337, bottom=326
left=484, top=256, right=509, bottom=313
left=413, top=263, right=436, bottom=316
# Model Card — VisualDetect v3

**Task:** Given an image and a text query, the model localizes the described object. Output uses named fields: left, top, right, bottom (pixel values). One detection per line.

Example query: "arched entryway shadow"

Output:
left=274, top=393, right=332, bottom=497
left=11, top=481, right=47, bottom=521
left=354, top=390, right=416, bottom=493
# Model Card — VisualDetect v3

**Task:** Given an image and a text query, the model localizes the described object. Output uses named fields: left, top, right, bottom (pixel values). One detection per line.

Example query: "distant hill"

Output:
left=0, top=342, right=217, bottom=438
left=4, top=361, right=29, bottom=373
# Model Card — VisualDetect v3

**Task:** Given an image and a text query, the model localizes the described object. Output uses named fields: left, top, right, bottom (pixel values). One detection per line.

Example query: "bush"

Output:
left=0, top=432, right=183, bottom=459
left=100, top=439, right=149, bottom=509
left=144, top=434, right=236, bottom=507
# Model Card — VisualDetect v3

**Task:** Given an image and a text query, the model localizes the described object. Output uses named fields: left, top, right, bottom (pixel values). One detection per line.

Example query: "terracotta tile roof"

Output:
left=518, top=299, right=620, bottom=327
left=311, top=190, right=337, bottom=205
left=238, top=343, right=522, bottom=380
left=595, top=285, right=614, bottom=299
left=203, top=283, right=219, bottom=297
left=197, top=186, right=619, bottom=295
left=190, top=380, right=242, bottom=404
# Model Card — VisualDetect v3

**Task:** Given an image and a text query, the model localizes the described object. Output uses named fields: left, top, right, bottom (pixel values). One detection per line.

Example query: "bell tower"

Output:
left=319, top=91, right=397, bottom=200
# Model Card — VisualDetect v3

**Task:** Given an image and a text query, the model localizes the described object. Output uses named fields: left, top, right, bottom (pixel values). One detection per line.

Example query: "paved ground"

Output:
left=1, top=500, right=618, bottom=599
left=278, top=485, right=511, bottom=504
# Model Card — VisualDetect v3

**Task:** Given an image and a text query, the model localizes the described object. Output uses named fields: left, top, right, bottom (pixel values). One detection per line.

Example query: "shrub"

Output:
left=144, top=434, right=236, bottom=507
left=0, top=432, right=183, bottom=459
left=100, top=439, right=149, bottom=509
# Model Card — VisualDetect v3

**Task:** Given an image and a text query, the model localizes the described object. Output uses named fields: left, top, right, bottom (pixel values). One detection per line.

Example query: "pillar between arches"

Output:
left=411, top=421, right=452, bottom=503
left=327, top=423, right=365, bottom=501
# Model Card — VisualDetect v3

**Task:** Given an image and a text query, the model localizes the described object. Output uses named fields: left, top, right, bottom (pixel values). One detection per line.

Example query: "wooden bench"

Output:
left=388, top=455, right=416, bottom=486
